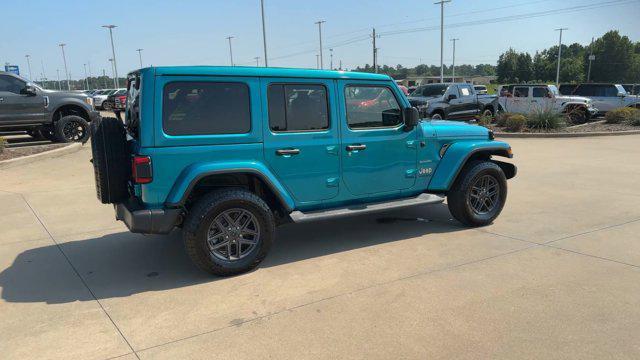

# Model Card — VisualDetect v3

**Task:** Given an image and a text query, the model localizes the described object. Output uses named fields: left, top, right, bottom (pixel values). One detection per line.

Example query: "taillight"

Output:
left=132, top=155, right=152, bottom=184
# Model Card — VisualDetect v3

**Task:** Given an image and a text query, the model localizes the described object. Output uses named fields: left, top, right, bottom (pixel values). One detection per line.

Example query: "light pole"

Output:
left=587, top=37, right=594, bottom=82
left=136, top=48, right=144, bottom=68
left=102, top=69, right=107, bottom=88
left=83, top=63, right=89, bottom=90
left=555, top=28, right=568, bottom=86
left=59, top=43, right=70, bottom=90
left=56, top=69, right=61, bottom=90
left=108, top=58, right=116, bottom=88
left=329, top=48, right=333, bottom=70
left=87, top=61, right=92, bottom=89
left=226, top=36, right=235, bottom=66
left=102, top=25, right=119, bottom=87
left=260, top=0, right=268, bottom=67
left=450, top=38, right=459, bottom=81
left=435, top=0, right=451, bottom=83
left=315, top=20, right=325, bottom=69
left=25, top=55, right=33, bottom=81
left=40, top=60, right=47, bottom=89
left=254, top=57, right=260, bottom=66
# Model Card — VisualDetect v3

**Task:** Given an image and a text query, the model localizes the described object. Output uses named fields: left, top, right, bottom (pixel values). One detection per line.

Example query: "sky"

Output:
left=1, top=0, right=638, bottom=81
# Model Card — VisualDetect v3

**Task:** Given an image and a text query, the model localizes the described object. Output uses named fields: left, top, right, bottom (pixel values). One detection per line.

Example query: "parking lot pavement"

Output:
left=1, top=136, right=639, bottom=359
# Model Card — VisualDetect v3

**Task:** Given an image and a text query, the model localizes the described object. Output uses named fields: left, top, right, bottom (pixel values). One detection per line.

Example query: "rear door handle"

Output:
left=276, top=149, right=300, bottom=156
left=346, top=144, right=366, bottom=151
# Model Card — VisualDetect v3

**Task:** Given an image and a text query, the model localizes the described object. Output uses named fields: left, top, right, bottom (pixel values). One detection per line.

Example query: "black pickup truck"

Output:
left=407, top=83, right=498, bottom=120
left=0, top=71, right=99, bottom=142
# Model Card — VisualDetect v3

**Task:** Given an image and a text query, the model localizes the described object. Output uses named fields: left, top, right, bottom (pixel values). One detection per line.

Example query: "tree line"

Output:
left=353, top=63, right=496, bottom=79
left=496, top=30, right=640, bottom=84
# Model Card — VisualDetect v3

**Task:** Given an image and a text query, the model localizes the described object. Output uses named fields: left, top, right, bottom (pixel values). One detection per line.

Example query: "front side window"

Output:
left=268, top=84, right=329, bottom=132
left=532, top=87, right=550, bottom=98
left=162, top=81, right=251, bottom=135
left=0, top=75, right=26, bottom=94
left=514, top=87, right=529, bottom=98
left=345, top=86, right=402, bottom=129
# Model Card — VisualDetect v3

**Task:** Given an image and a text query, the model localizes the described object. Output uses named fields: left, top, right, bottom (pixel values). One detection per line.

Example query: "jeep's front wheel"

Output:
left=447, top=161, right=507, bottom=227
left=183, top=189, right=275, bottom=276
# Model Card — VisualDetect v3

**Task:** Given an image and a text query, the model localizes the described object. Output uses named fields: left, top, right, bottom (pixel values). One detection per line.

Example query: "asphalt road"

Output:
left=1, top=135, right=639, bottom=359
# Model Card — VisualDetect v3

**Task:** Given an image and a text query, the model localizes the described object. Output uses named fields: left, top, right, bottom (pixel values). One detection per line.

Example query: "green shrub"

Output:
left=496, top=112, right=515, bottom=127
left=477, top=115, right=493, bottom=127
left=605, top=107, right=636, bottom=124
left=0, top=136, right=5, bottom=154
left=526, top=109, right=566, bottom=130
left=505, top=114, right=526, bottom=132
left=628, top=108, right=640, bottom=126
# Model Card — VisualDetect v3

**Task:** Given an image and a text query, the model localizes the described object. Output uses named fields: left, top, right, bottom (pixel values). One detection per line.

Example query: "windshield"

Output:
left=547, top=85, right=559, bottom=95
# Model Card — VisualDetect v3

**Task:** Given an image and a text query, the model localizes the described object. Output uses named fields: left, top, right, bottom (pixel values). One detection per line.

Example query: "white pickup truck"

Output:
left=498, top=84, right=598, bottom=123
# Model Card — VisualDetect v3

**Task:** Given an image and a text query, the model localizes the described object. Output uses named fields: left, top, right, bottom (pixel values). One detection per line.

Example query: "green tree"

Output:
left=590, top=31, right=636, bottom=82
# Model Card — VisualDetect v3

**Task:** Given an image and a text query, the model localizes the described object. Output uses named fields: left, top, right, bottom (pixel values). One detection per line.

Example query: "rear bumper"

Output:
left=115, top=200, right=181, bottom=234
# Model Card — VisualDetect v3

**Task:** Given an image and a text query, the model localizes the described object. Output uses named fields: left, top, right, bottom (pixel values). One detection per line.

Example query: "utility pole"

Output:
left=25, top=55, right=33, bottom=81
left=339, top=60, right=342, bottom=71
left=59, top=43, right=70, bottom=90
left=83, top=63, right=89, bottom=90
left=102, top=25, right=119, bottom=87
left=555, top=28, right=568, bottom=87
left=136, top=48, right=144, bottom=68
left=329, top=49, right=334, bottom=70
left=587, top=36, right=594, bottom=82
left=109, top=58, right=116, bottom=88
left=254, top=57, right=260, bottom=66
left=315, top=20, right=325, bottom=69
left=87, top=61, right=92, bottom=89
left=226, top=36, right=235, bottom=66
left=316, top=54, right=320, bottom=69
left=56, top=69, right=61, bottom=90
left=260, top=0, right=269, bottom=67
left=372, top=28, right=378, bottom=73
left=102, top=69, right=107, bottom=88
left=451, top=38, right=459, bottom=81
left=40, top=60, right=47, bottom=89
left=435, top=0, right=451, bottom=83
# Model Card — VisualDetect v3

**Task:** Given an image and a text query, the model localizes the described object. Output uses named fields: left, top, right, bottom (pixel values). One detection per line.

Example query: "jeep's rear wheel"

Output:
left=54, top=115, right=90, bottom=143
left=447, top=161, right=507, bottom=227
left=183, top=189, right=274, bottom=276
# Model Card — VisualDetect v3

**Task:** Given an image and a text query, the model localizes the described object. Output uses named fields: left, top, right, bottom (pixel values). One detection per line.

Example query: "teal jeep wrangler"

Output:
left=90, top=66, right=516, bottom=276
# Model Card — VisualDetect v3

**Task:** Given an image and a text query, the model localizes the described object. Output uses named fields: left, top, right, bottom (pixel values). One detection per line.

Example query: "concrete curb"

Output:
left=495, top=130, right=640, bottom=138
left=0, top=142, right=84, bottom=170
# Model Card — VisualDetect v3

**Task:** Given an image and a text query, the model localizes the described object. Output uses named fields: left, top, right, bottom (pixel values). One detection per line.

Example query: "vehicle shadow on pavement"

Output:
left=0, top=204, right=460, bottom=304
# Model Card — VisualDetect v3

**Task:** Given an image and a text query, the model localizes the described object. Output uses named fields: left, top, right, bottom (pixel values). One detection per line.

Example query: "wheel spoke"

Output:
left=207, top=208, right=260, bottom=262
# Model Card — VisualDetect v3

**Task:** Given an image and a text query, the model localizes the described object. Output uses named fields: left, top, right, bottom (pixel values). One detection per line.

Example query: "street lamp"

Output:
left=108, top=58, right=116, bottom=88
left=450, top=38, right=459, bottom=81
left=329, top=48, right=333, bottom=70
left=58, top=43, right=71, bottom=90
left=102, top=25, right=119, bottom=87
left=136, top=48, right=144, bottom=68
left=25, top=55, right=33, bottom=81
left=555, top=28, right=568, bottom=87
left=435, top=0, right=451, bottom=83
left=226, top=36, right=235, bottom=66
left=260, top=0, right=269, bottom=67
left=315, top=20, right=326, bottom=69
left=83, top=63, right=89, bottom=90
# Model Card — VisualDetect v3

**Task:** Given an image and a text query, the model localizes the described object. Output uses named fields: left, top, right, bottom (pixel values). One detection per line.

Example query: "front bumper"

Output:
left=115, top=200, right=181, bottom=234
left=588, top=107, right=599, bottom=115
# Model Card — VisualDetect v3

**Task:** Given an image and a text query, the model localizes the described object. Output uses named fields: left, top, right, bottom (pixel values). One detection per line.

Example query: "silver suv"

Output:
left=571, top=83, right=640, bottom=114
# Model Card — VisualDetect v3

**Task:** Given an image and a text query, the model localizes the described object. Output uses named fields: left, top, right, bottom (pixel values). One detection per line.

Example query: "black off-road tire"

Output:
left=183, top=189, right=275, bottom=277
left=447, top=161, right=507, bottom=227
left=90, top=116, right=130, bottom=204
left=54, top=115, right=90, bottom=143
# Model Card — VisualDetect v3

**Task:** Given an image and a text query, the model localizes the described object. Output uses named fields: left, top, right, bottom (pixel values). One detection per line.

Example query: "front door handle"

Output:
left=0, top=97, right=4, bottom=102
left=276, top=148, right=300, bottom=156
left=346, top=144, right=366, bottom=151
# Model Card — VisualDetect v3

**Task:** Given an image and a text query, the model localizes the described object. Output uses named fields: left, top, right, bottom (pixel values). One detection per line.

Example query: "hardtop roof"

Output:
left=144, top=66, right=392, bottom=81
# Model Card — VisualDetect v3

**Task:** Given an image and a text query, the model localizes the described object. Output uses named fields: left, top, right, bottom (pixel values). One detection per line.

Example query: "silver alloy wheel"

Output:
left=468, top=175, right=500, bottom=215
left=483, top=109, right=493, bottom=117
left=207, top=208, right=260, bottom=261
left=431, top=113, right=443, bottom=120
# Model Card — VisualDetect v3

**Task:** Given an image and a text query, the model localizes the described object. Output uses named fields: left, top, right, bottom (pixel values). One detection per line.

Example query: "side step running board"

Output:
left=290, top=193, right=445, bottom=223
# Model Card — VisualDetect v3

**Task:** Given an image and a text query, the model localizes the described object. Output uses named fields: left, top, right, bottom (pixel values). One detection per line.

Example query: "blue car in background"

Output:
left=89, top=66, right=516, bottom=276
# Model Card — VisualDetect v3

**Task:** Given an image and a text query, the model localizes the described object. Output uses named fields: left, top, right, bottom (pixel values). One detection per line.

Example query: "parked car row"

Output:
left=0, top=71, right=98, bottom=142
left=559, top=83, right=640, bottom=115
left=89, top=88, right=126, bottom=110
left=407, top=83, right=499, bottom=121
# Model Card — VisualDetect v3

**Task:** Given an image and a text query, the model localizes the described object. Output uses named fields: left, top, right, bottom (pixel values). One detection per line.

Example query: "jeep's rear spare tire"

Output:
left=90, top=117, right=130, bottom=204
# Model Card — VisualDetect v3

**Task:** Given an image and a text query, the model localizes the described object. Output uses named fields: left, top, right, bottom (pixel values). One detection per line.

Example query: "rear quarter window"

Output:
left=162, top=81, right=251, bottom=136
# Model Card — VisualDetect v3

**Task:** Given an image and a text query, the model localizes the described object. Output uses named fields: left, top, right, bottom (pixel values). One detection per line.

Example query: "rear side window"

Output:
left=267, top=84, right=329, bottom=132
left=458, top=84, right=473, bottom=96
left=532, top=87, right=549, bottom=98
left=345, top=86, right=402, bottom=129
left=162, top=82, right=251, bottom=135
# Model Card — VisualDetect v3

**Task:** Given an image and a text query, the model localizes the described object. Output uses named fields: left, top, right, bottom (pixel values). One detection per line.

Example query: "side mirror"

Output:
left=21, top=84, right=37, bottom=96
left=447, top=94, right=457, bottom=101
left=617, top=92, right=626, bottom=97
left=403, top=107, right=419, bottom=131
